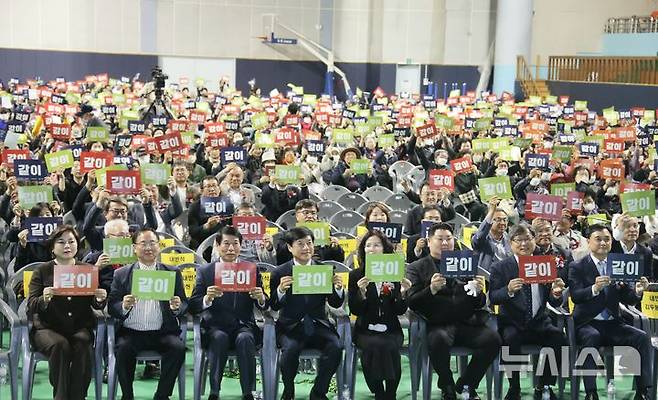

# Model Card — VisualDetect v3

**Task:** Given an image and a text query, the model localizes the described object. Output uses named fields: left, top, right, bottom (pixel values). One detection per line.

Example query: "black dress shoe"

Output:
left=309, top=389, right=328, bottom=400
left=207, top=395, right=218, bottom=400
left=634, top=391, right=649, bottom=400
left=142, top=361, right=161, bottom=379
left=280, top=389, right=294, bottom=400
left=534, top=386, right=557, bottom=400
left=584, top=392, right=599, bottom=400
left=242, top=395, right=254, bottom=400
left=441, top=385, right=457, bottom=400
left=504, top=387, right=521, bottom=400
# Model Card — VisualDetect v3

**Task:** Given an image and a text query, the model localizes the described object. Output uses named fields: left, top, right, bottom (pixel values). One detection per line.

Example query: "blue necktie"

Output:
left=599, top=261, right=611, bottom=320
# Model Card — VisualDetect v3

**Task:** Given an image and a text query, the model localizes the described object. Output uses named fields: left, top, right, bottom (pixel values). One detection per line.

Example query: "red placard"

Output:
left=53, top=265, right=99, bottom=296
left=155, top=132, right=184, bottom=153
left=559, top=96, right=569, bottom=105
left=214, top=262, right=257, bottom=292
left=416, top=123, right=438, bottom=139
left=49, top=124, right=71, bottom=141
left=2, top=149, right=30, bottom=168
left=397, top=113, right=412, bottom=128
left=205, top=122, right=225, bottom=135
left=167, top=119, right=188, bottom=133
left=525, top=193, right=563, bottom=221
left=80, top=151, right=114, bottom=174
left=315, top=112, right=328, bottom=124
left=604, top=139, right=625, bottom=154
left=449, top=156, right=473, bottom=175
left=275, top=128, right=300, bottom=146
left=44, top=102, right=64, bottom=115
left=233, top=216, right=267, bottom=240
left=599, top=159, right=624, bottom=181
left=428, top=169, right=454, bottom=191
left=131, top=135, right=149, bottom=149
left=328, top=114, right=342, bottom=127
left=284, top=114, right=300, bottom=127
left=106, top=170, right=142, bottom=194
left=189, top=110, right=207, bottom=123
left=620, top=181, right=651, bottom=193
left=566, top=191, right=584, bottom=214
left=615, top=126, right=636, bottom=142
left=205, top=134, right=228, bottom=149
left=518, top=255, right=557, bottom=284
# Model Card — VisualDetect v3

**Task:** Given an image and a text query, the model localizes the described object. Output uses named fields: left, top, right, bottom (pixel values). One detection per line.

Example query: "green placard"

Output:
left=550, top=182, right=576, bottom=198
left=131, top=269, right=176, bottom=300
left=251, top=112, right=268, bottom=130
left=368, top=116, right=384, bottom=129
left=545, top=95, right=558, bottom=105
left=292, top=265, right=333, bottom=295
left=112, top=94, right=126, bottom=105
left=255, top=132, right=274, bottom=149
left=365, top=253, right=406, bottom=282
left=478, top=176, right=513, bottom=201
left=86, top=126, right=110, bottom=143
left=181, top=131, right=195, bottom=146
left=435, top=114, right=454, bottom=129
left=297, top=222, right=330, bottom=246
left=44, top=149, right=74, bottom=172
left=197, top=101, right=210, bottom=112
left=349, top=159, right=371, bottom=174
left=621, top=190, right=656, bottom=217
left=587, top=213, right=609, bottom=225
left=302, top=94, right=317, bottom=105
left=586, top=135, right=606, bottom=149
left=333, top=128, right=354, bottom=145
left=574, top=100, right=588, bottom=111
left=472, top=137, right=509, bottom=153
left=141, top=163, right=171, bottom=185
left=512, top=138, right=533, bottom=150
left=498, top=146, right=519, bottom=161
left=120, top=110, right=140, bottom=129
left=378, top=134, right=395, bottom=148
left=274, top=165, right=301, bottom=184
left=65, top=92, right=81, bottom=104
left=103, top=237, right=137, bottom=264
left=96, top=165, right=128, bottom=188
left=355, top=123, right=371, bottom=136
left=551, top=145, right=573, bottom=163
left=474, top=118, right=493, bottom=131
left=18, top=186, right=54, bottom=209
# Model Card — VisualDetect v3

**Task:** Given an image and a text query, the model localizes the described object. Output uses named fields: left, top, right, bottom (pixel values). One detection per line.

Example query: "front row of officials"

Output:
left=26, top=219, right=652, bottom=400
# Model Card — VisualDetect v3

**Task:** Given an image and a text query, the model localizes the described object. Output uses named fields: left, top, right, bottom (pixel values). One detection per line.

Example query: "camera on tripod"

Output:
left=151, top=66, right=168, bottom=97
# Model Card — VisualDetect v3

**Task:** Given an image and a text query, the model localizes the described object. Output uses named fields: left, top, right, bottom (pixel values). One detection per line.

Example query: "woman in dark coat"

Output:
left=27, top=225, right=107, bottom=400
left=347, top=230, right=411, bottom=399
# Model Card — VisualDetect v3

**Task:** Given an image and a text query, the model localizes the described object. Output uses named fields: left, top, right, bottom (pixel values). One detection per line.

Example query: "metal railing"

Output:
left=604, top=16, right=658, bottom=33
left=548, top=56, right=658, bottom=85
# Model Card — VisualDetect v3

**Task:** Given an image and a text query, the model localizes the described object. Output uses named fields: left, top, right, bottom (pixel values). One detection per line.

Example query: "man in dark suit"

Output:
left=188, top=176, right=233, bottom=249
left=612, top=214, right=655, bottom=281
left=273, top=199, right=344, bottom=265
left=568, top=224, right=651, bottom=400
left=404, top=183, right=456, bottom=235
left=407, top=222, right=500, bottom=400
left=269, top=227, right=345, bottom=400
left=531, top=218, right=573, bottom=284
left=189, top=226, right=267, bottom=400
left=490, top=224, right=567, bottom=400
left=406, top=205, right=443, bottom=263
left=108, top=228, right=188, bottom=400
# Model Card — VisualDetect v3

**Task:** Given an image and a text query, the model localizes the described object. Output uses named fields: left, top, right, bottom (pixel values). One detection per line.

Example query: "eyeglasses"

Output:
left=135, top=241, right=159, bottom=248
left=109, top=208, right=128, bottom=215
left=512, top=237, right=534, bottom=244
left=107, top=232, right=130, bottom=238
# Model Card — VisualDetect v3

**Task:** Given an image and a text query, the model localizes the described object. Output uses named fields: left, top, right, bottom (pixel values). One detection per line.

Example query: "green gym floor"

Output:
left=0, top=334, right=642, bottom=399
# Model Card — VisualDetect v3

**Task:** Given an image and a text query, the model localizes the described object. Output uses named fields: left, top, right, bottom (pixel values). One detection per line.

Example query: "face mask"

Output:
left=583, top=203, right=595, bottom=212
left=496, top=168, right=508, bottom=176
left=605, top=187, right=618, bottom=197
left=530, top=177, right=541, bottom=187
left=472, top=154, right=483, bottom=163
left=436, top=157, right=448, bottom=166
left=139, top=155, right=150, bottom=164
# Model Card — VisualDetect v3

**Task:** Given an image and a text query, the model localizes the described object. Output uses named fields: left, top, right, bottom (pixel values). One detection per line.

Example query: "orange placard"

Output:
left=599, top=158, right=625, bottom=181
left=53, top=265, right=99, bottom=296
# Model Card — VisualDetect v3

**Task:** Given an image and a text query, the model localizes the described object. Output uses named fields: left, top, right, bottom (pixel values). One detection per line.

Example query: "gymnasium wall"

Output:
left=547, top=80, right=658, bottom=112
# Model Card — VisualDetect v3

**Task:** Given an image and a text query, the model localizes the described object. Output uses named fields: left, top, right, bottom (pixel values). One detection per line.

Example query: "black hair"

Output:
left=283, top=226, right=314, bottom=245
left=29, top=202, right=53, bottom=218
left=131, top=227, right=159, bottom=244
left=48, top=225, right=81, bottom=255
left=586, top=224, right=612, bottom=239
left=357, top=230, right=394, bottom=268
left=216, top=225, right=243, bottom=245
left=427, top=222, right=453, bottom=237
left=509, top=224, right=535, bottom=241
left=422, top=205, right=441, bottom=219
left=295, top=199, right=318, bottom=212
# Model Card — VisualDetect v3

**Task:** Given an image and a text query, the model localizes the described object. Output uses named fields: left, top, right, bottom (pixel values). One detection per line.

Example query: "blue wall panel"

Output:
left=0, top=48, right=157, bottom=83
left=547, top=80, right=658, bottom=112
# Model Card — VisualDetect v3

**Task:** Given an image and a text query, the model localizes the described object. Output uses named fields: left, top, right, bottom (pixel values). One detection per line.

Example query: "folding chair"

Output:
left=329, top=211, right=365, bottom=234
left=275, top=210, right=297, bottom=230
left=241, top=183, right=262, bottom=195
left=385, top=193, right=416, bottom=211
left=390, top=210, right=408, bottom=225
left=388, top=161, right=415, bottom=191
left=0, top=298, right=19, bottom=400
left=321, top=185, right=351, bottom=202
left=406, top=165, right=426, bottom=192
left=362, top=186, right=394, bottom=202
left=196, top=232, right=219, bottom=263
left=317, top=201, right=346, bottom=221
left=336, top=193, right=368, bottom=212
left=356, top=201, right=391, bottom=215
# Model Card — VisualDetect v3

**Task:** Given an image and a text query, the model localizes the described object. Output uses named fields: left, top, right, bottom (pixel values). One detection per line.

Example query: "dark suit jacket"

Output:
left=611, top=240, right=654, bottom=281
left=403, top=203, right=456, bottom=236
left=188, top=261, right=266, bottom=335
left=489, top=256, right=563, bottom=330
left=406, top=234, right=429, bottom=264
left=273, top=232, right=345, bottom=265
left=82, top=201, right=158, bottom=251
left=108, top=262, right=188, bottom=335
left=27, top=261, right=106, bottom=337
left=347, top=265, right=406, bottom=337
left=406, top=256, right=487, bottom=326
left=568, top=255, right=642, bottom=328
left=268, top=260, right=344, bottom=335
left=187, top=199, right=230, bottom=249
left=534, top=244, right=574, bottom=285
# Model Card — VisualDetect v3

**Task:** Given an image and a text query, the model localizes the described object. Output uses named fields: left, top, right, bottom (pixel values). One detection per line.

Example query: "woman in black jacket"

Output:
left=27, top=225, right=107, bottom=400
left=348, top=230, right=411, bottom=400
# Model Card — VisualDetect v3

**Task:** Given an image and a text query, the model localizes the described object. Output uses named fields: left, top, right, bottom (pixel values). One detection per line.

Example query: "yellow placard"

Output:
left=180, top=267, right=197, bottom=298
left=24, top=271, right=33, bottom=297
left=337, top=272, right=349, bottom=292
left=265, top=227, right=279, bottom=237
left=338, top=239, right=357, bottom=256
left=261, top=272, right=271, bottom=297
left=568, top=296, right=575, bottom=314
left=641, top=291, right=658, bottom=319
left=159, top=238, right=175, bottom=249
left=400, top=239, right=408, bottom=255
left=160, top=252, right=195, bottom=266
left=462, top=226, right=477, bottom=250
left=356, top=225, right=367, bottom=238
